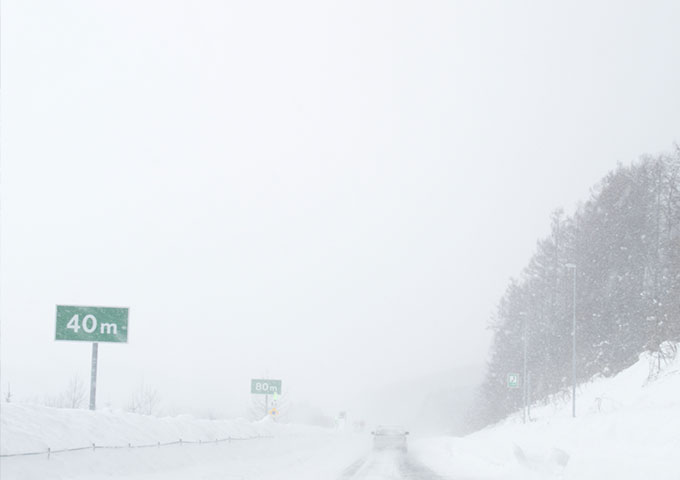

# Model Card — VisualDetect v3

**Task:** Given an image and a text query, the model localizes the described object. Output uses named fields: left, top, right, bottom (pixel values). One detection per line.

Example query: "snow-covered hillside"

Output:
left=413, top=347, right=680, bottom=479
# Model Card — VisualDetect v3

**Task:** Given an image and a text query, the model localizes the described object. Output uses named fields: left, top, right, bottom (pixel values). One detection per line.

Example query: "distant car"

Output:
left=371, top=425, right=409, bottom=452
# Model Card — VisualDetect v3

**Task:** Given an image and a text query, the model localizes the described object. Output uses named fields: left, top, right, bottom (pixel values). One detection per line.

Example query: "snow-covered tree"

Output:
left=469, top=150, right=680, bottom=430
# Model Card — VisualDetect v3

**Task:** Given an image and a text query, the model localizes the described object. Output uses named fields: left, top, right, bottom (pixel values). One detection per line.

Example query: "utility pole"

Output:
left=566, top=263, right=577, bottom=418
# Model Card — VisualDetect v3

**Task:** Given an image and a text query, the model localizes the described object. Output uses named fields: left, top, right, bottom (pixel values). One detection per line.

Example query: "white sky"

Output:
left=1, top=1, right=679, bottom=418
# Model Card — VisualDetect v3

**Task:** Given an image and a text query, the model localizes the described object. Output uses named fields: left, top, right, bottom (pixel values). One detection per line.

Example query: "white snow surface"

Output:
left=2, top=350, right=679, bottom=479
left=413, top=348, right=680, bottom=480
left=0, top=405, right=367, bottom=479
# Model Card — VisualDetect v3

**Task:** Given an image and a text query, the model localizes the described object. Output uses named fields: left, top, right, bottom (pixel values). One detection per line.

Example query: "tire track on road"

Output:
left=339, top=451, right=451, bottom=479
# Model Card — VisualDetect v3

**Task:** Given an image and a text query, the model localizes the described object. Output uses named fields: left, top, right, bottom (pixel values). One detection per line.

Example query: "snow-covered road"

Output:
left=1, top=403, right=457, bottom=479
left=8, top=347, right=680, bottom=480
left=1, top=430, right=455, bottom=480
left=339, top=450, right=449, bottom=479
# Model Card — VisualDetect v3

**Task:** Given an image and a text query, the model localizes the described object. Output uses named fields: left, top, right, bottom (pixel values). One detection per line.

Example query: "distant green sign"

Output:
left=251, top=379, right=282, bottom=395
left=56, top=305, right=128, bottom=343
left=507, top=373, right=520, bottom=388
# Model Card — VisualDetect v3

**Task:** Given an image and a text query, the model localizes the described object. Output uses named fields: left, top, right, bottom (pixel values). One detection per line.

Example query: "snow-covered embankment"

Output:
left=0, top=405, right=364, bottom=479
left=413, top=346, right=680, bottom=480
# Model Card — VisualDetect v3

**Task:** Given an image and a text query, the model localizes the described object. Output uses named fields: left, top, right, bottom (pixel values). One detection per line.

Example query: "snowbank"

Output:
left=0, top=404, right=286, bottom=456
left=0, top=404, right=361, bottom=480
left=413, top=348, right=680, bottom=480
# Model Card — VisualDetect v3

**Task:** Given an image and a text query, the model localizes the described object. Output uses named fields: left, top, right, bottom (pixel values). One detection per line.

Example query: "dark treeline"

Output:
left=468, top=148, right=680, bottom=430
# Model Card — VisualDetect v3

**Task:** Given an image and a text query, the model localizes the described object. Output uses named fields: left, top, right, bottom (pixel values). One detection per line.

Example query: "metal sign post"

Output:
left=251, top=379, right=282, bottom=417
left=56, top=305, right=129, bottom=411
left=89, top=343, right=98, bottom=410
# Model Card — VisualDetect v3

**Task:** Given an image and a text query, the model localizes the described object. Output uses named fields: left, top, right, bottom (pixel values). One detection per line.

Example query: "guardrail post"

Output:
left=92, top=443, right=96, bottom=452
left=47, top=447, right=51, bottom=460
left=179, top=438, right=182, bottom=447
left=157, top=441, right=160, bottom=448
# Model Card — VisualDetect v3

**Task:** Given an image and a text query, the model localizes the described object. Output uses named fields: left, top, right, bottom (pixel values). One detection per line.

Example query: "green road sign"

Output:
left=507, top=373, right=520, bottom=388
left=251, top=379, right=282, bottom=395
left=56, top=305, right=128, bottom=343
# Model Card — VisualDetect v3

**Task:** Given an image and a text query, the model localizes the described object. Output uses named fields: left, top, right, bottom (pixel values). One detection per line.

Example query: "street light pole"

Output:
left=566, top=263, right=576, bottom=418
left=521, top=311, right=528, bottom=424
